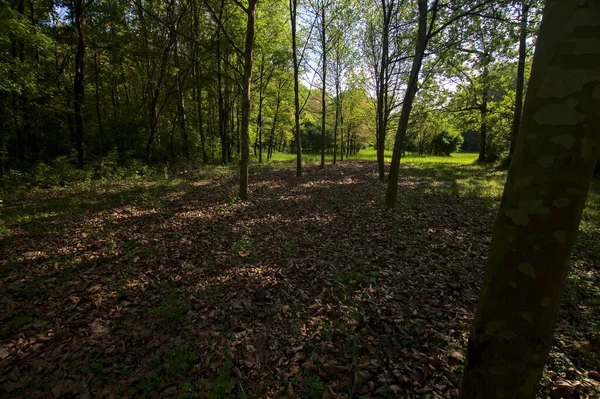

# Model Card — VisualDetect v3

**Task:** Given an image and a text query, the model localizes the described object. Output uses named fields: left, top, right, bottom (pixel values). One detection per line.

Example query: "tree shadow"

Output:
left=0, top=161, right=597, bottom=398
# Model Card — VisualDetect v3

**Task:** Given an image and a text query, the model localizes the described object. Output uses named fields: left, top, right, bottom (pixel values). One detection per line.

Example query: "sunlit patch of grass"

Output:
left=262, top=151, right=331, bottom=164
left=349, top=147, right=479, bottom=165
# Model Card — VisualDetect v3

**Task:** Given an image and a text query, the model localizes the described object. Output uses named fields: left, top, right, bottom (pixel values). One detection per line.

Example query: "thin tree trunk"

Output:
left=257, top=56, right=265, bottom=163
left=289, top=0, right=302, bottom=176
left=478, top=99, right=488, bottom=162
left=111, top=85, right=121, bottom=151
left=239, top=0, right=257, bottom=200
left=320, top=4, right=327, bottom=169
left=385, top=0, right=428, bottom=208
left=460, top=1, right=600, bottom=396
left=340, top=105, right=344, bottom=161
left=376, top=1, right=392, bottom=181
left=333, top=81, right=339, bottom=165
left=146, top=89, right=159, bottom=165
left=94, top=51, right=104, bottom=153
left=175, top=37, right=189, bottom=160
left=507, top=1, right=529, bottom=164
left=268, top=84, right=283, bottom=161
left=193, top=2, right=207, bottom=163
left=74, top=0, right=86, bottom=167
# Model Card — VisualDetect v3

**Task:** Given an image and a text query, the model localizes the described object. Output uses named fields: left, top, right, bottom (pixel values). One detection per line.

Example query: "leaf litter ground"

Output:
left=0, top=160, right=598, bottom=398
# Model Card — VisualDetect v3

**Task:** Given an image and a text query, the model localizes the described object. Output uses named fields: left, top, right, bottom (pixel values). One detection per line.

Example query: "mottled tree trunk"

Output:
left=460, top=1, right=600, bottom=397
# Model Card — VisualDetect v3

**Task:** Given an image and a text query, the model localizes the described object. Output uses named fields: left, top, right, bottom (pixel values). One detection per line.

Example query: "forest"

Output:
left=0, top=0, right=599, bottom=397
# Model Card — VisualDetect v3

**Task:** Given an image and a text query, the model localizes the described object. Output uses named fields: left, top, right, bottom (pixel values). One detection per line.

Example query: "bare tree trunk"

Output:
left=74, top=0, right=86, bottom=167
left=193, top=2, right=207, bottom=163
left=94, top=51, right=104, bottom=153
left=478, top=61, right=489, bottom=163
left=340, top=105, right=344, bottom=161
left=507, top=1, right=529, bottom=165
left=478, top=99, right=488, bottom=162
left=239, top=0, right=257, bottom=200
left=175, top=37, right=189, bottom=160
left=376, top=0, right=392, bottom=181
left=289, top=0, right=302, bottom=176
left=460, top=1, right=600, bottom=396
left=385, top=0, right=428, bottom=208
left=333, top=80, right=340, bottom=165
left=268, top=82, right=283, bottom=161
left=257, top=56, right=265, bottom=163
left=320, top=4, right=327, bottom=169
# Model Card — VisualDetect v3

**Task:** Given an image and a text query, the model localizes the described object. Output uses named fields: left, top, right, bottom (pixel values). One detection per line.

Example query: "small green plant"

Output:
left=200, top=361, right=237, bottom=399
left=335, top=268, right=380, bottom=286
left=232, top=228, right=255, bottom=260
left=303, top=374, right=324, bottom=399
left=151, top=292, right=187, bottom=323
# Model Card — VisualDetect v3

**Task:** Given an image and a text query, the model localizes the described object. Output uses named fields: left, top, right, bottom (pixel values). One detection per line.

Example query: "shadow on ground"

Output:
left=0, top=161, right=598, bottom=398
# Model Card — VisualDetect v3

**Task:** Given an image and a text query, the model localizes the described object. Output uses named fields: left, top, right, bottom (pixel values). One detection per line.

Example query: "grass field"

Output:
left=0, top=150, right=598, bottom=398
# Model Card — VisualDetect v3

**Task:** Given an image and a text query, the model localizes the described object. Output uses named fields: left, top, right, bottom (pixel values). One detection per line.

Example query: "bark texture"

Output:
left=460, top=1, right=600, bottom=397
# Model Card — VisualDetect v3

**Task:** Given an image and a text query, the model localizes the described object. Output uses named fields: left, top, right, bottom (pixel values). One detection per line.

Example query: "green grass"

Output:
left=256, top=148, right=478, bottom=166
left=348, top=147, right=478, bottom=165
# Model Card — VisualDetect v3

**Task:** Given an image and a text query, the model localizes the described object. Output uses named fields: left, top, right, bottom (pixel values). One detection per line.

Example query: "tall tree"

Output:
left=385, top=0, right=496, bottom=208
left=73, top=0, right=86, bottom=167
left=460, top=0, right=600, bottom=397
left=289, top=0, right=302, bottom=176
left=239, top=0, right=258, bottom=200
left=507, top=0, right=535, bottom=165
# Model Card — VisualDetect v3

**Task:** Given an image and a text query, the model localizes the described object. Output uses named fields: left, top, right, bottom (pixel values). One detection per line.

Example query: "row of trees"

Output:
left=1, top=0, right=544, bottom=178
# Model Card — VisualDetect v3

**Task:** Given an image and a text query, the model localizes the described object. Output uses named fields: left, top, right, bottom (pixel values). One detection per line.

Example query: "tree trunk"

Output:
left=385, top=0, right=428, bottom=208
left=478, top=98, right=487, bottom=162
left=289, top=0, right=302, bottom=176
left=507, top=1, right=530, bottom=164
left=376, top=1, right=392, bottom=181
left=320, top=4, right=327, bottom=169
left=460, top=1, right=600, bottom=397
left=74, top=0, right=86, bottom=168
left=146, top=89, right=159, bottom=165
left=193, top=3, right=207, bottom=164
left=333, top=87, right=339, bottom=165
left=257, top=57, right=265, bottom=163
left=195, top=67, right=207, bottom=163
left=239, top=0, right=257, bottom=200
left=340, top=105, right=344, bottom=161
left=268, top=84, right=283, bottom=161
left=175, top=37, right=189, bottom=160
left=94, top=51, right=104, bottom=153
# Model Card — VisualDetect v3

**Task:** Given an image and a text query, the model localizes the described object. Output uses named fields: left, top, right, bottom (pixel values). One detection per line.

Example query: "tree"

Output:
left=288, top=0, right=304, bottom=176
left=460, top=0, right=600, bottom=397
left=73, top=0, right=86, bottom=167
left=239, top=0, right=258, bottom=200
left=385, top=0, right=498, bottom=208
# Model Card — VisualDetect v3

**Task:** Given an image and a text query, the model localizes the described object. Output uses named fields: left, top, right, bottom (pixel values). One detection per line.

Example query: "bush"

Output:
left=431, top=131, right=464, bottom=156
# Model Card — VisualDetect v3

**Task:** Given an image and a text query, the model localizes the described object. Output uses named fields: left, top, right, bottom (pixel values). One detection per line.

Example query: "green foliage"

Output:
left=430, top=131, right=464, bottom=156
left=200, top=361, right=237, bottom=399
left=151, top=292, right=188, bottom=323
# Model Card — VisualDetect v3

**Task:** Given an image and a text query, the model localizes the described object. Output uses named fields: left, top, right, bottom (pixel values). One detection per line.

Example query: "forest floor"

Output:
left=1, top=153, right=599, bottom=398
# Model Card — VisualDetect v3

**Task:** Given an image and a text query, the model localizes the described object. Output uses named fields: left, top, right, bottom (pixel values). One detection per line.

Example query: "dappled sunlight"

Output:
left=0, top=161, right=598, bottom=398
